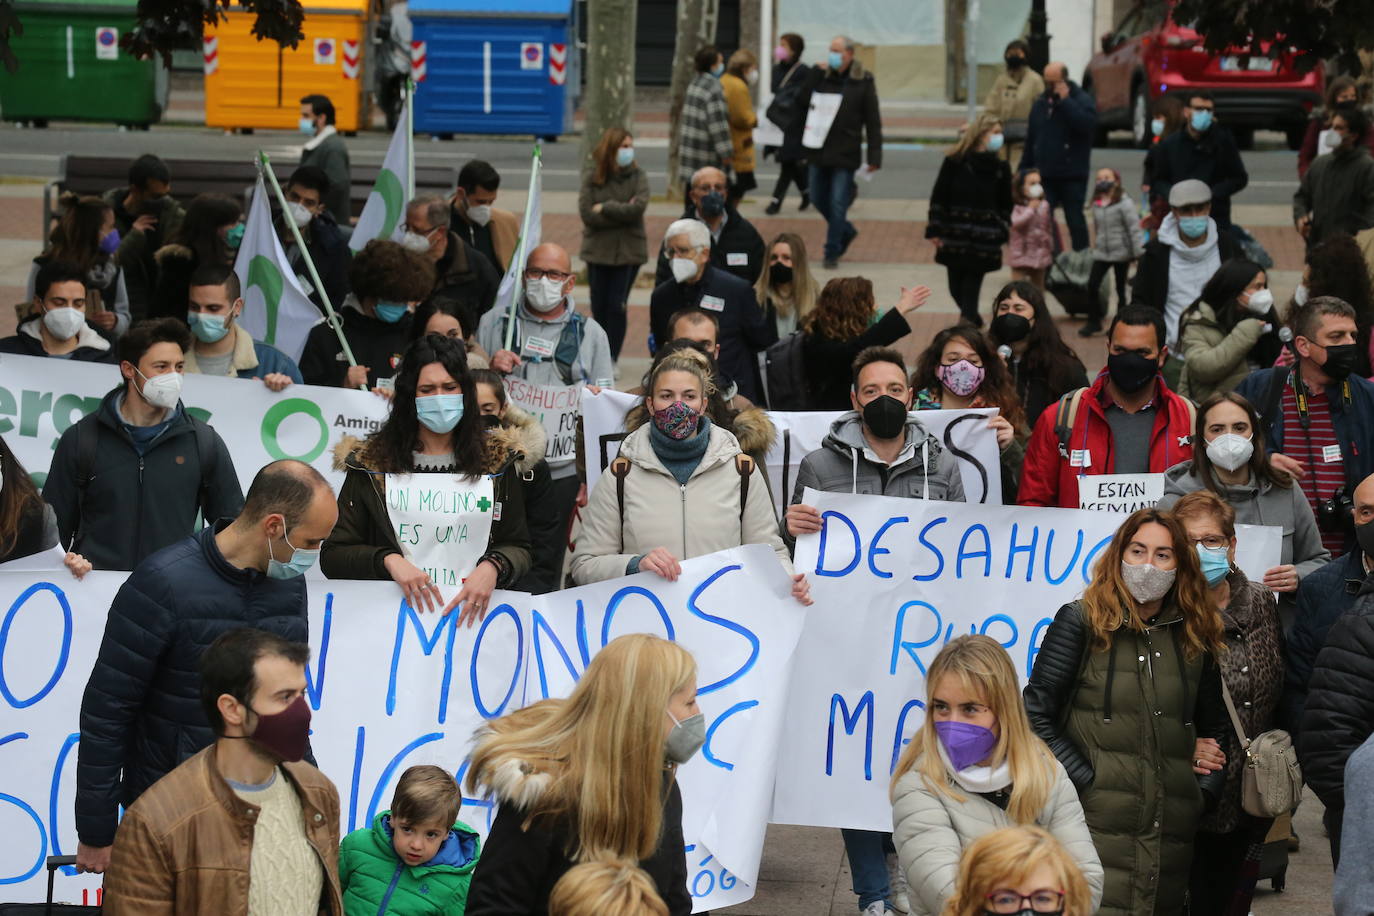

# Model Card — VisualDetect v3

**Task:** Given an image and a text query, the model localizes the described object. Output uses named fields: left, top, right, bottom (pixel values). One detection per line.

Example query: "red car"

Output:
left=1082, top=0, right=1324, bottom=149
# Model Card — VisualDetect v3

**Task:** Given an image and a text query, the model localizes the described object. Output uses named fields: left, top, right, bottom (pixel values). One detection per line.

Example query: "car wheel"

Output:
left=1131, top=83, right=1151, bottom=149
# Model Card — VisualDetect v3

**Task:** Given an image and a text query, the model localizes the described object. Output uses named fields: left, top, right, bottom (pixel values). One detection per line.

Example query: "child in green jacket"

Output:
left=339, top=765, right=481, bottom=915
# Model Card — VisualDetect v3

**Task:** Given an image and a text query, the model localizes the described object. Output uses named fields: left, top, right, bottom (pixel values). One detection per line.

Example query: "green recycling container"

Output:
left=0, top=0, right=168, bottom=126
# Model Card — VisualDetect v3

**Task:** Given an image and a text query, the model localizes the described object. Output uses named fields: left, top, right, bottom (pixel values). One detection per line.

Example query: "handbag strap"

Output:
left=1220, top=679, right=1252, bottom=751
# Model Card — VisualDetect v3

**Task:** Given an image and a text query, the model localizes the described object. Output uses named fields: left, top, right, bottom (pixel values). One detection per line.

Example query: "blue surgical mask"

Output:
left=986, top=133, right=1005, bottom=153
left=710, top=63, right=725, bottom=78
left=374, top=301, right=409, bottom=323
left=616, top=146, right=635, bottom=168
left=299, top=115, right=317, bottom=135
left=1196, top=542, right=1231, bottom=587
left=828, top=51, right=844, bottom=70
left=187, top=310, right=232, bottom=343
left=1151, top=118, right=1165, bottom=136
left=1178, top=216, right=1209, bottom=239
left=416, top=393, right=464, bottom=434
left=225, top=223, right=245, bottom=250
left=1190, top=109, right=1213, bottom=132
left=267, top=530, right=319, bottom=580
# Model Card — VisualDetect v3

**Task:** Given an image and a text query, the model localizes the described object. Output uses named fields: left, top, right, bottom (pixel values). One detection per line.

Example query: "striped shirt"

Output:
left=1281, top=385, right=1347, bottom=556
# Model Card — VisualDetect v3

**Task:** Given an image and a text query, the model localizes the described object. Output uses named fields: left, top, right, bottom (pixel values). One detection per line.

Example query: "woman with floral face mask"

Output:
left=322, top=333, right=530, bottom=627
left=1168, top=490, right=1283, bottom=916
left=891, top=635, right=1103, bottom=916
left=570, top=350, right=811, bottom=605
left=1175, top=259, right=1282, bottom=402
left=1024, top=508, right=1229, bottom=916
left=1156, top=392, right=1327, bottom=631
left=910, top=325, right=1028, bottom=503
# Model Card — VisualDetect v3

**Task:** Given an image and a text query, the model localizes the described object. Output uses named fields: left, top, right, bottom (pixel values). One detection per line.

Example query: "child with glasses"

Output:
left=940, top=825, right=1092, bottom=916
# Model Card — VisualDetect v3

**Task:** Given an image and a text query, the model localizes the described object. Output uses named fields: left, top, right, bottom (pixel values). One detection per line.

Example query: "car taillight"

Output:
left=1164, top=34, right=1196, bottom=48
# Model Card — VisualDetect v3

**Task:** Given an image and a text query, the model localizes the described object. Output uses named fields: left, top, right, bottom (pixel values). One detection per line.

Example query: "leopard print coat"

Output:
left=1201, top=569, right=1284, bottom=834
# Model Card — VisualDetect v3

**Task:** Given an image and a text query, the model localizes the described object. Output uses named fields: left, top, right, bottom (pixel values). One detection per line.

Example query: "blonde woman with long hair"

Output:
left=891, top=636, right=1102, bottom=915
left=463, top=634, right=699, bottom=914
left=549, top=855, right=669, bottom=916
left=1023, top=508, right=1229, bottom=915
left=940, top=826, right=1093, bottom=916
left=754, top=232, right=819, bottom=338
left=926, top=113, right=1013, bottom=326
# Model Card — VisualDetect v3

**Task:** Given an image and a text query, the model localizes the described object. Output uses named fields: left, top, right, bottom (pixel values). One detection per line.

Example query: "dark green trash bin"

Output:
left=0, top=0, right=168, bottom=126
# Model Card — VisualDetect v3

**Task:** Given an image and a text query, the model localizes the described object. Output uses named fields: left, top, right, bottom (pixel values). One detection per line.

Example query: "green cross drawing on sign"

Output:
left=477, top=496, right=492, bottom=512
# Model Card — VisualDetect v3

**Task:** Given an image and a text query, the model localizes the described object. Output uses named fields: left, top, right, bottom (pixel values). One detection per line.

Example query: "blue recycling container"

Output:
left=409, top=0, right=579, bottom=137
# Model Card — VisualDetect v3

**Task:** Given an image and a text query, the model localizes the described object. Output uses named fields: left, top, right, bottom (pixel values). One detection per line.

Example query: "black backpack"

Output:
left=762, top=331, right=808, bottom=410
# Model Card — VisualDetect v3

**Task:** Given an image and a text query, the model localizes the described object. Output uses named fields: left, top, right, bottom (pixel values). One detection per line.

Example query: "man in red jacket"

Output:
left=1019, top=304, right=1195, bottom=507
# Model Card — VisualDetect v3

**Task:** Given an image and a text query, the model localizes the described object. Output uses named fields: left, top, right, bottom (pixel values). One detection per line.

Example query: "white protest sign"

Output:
left=0, top=547, right=804, bottom=912
left=528, top=544, right=806, bottom=908
left=580, top=388, right=1004, bottom=511
left=1077, top=473, right=1166, bottom=512
left=1235, top=523, right=1283, bottom=578
left=385, top=474, right=496, bottom=588
left=772, top=490, right=1283, bottom=831
left=504, top=378, right=581, bottom=468
left=0, top=354, right=389, bottom=494
left=802, top=91, right=842, bottom=149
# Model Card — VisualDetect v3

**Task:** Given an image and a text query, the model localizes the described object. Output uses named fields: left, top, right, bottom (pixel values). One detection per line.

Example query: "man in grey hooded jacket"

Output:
left=782, top=345, right=964, bottom=916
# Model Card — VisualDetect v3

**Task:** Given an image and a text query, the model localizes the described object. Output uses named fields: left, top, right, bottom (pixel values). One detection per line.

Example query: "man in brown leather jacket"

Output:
left=103, top=628, right=343, bottom=915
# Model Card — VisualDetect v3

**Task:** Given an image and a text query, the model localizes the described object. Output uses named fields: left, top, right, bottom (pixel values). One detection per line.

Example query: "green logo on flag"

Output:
left=247, top=255, right=285, bottom=345
left=376, top=169, right=405, bottom=239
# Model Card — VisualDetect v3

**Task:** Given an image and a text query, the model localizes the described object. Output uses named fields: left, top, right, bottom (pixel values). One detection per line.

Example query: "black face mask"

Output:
left=861, top=394, right=908, bottom=440
left=1358, top=519, right=1374, bottom=560
left=769, top=263, right=794, bottom=286
left=991, top=312, right=1032, bottom=344
left=1335, top=98, right=1358, bottom=111
left=699, top=191, right=726, bottom=219
left=1106, top=351, right=1158, bottom=393
left=1319, top=343, right=1359, bottom=381
left=1005, top=56, right=1026, bottom=69
left=481, top=413, right=502, bottom=430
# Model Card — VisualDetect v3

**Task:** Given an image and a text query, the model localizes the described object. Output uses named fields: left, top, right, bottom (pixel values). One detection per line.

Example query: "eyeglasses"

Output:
left=405, top=224, right=435, bottom=235
left=985, top=889, right=1064, bottom=914
left=1190, top=535, right=1229, bottom=550
left=524, top=268, right=572, bottom=282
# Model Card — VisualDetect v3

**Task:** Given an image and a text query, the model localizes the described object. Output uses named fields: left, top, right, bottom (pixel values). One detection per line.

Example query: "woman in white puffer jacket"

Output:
left=891, top=635, right=1103, bottom=915
left=570, top=349, right=811, bottom=605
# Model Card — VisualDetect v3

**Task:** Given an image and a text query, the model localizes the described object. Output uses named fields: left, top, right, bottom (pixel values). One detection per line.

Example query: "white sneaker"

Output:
left=888, top=858, right=910, bottom=913
left=862, top=903, right=888, bottom=916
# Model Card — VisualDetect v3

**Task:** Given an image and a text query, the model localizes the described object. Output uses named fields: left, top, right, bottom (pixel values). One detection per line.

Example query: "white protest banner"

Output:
left=0, top=566, right=529, bottom=904
left=1077, top=473, right=1166, bottom=512
left=528, top=544, right=806, bottom=910
left=504, top=378, right=581, bottom=468
left=579, top=388, right=1004, bottom=511
left=772, top=491, right=1283, bottom=831
left=0, top=354, right=389, bottom=493
left=385, top=474, right=496, bottom=588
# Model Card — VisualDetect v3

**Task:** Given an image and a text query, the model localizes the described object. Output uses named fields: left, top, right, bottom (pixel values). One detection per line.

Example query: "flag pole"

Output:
left=502, top=142, right=542, bottom=352
left=405, top=78, right=416, bottom=199
left=257, top=152, right=363, bottom=386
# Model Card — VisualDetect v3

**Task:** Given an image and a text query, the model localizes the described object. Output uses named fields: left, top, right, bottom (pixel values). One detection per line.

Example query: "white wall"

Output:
left=779, top=0, right=944, bottom=61
left=1046, top=0, right=1096, bottom=82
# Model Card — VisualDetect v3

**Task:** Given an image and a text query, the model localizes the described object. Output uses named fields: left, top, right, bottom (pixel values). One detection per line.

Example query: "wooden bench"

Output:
left=44, top=155, right=458, bottom=240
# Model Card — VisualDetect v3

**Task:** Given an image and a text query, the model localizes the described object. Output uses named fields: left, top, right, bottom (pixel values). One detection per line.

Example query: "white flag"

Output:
left=350, top=91, right=412, bottom=252
left=233, top=176, right=323, bottom=362
left=496, top=146, right=543, bottom=349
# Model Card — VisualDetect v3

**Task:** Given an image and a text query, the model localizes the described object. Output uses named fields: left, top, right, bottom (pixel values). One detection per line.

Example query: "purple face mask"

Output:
left=935, top=720, right=998, bottom=771
left=936, top=359, right=985, bottom=398
left=652, top=401, right=701, bottom=440
left=99, top=229, right=122, bottom=255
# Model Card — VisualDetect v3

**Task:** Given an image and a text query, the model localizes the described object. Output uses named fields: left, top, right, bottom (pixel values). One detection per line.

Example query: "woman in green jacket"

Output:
left=1023, top=507, right=1230, bottom=915
left=1176, top=258, right=1281, bottom=402
left=321, top=333, right=530, bottom=625
left=579, top=126, right=650, bottom=362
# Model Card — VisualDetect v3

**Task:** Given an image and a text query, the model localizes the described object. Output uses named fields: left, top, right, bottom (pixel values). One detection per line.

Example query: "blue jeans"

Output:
left=841, top=828, right=893, bottom=910
left=809, top=164, right=857, bottom=260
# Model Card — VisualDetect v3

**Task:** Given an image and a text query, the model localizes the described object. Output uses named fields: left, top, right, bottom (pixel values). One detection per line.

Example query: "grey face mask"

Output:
left=1120, top=560, right=1176, bottom=604
left=665, top=710, right=706, bottom=764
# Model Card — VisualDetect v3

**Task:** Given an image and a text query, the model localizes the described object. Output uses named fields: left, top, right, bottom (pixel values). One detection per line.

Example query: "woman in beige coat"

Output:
left=891, top=636, right=1103, bottom=916
left=570, top=350, right=810, bottom=604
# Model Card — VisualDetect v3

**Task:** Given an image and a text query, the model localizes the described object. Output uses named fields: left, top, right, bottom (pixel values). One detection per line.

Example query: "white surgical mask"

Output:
left=671, top=257, right=699, bottom=283
left=1206, top=432, right=1254, bottom=472
left=400, top=231, right=432, bottom=253
left=1027, top=183, right=1045, bottom=199
left=746, top=69, right=759, bottom=87
left=465, top=203, right=492, bottom=227
left=287, top=201, right=314, bottom=228
left=1293, top=283, right=1309, bottom=307
left=1244, top=288, right=1274, bottom=314
left=135, top=367, right=183, bottom=410
left=42, top=306, right=86, bottom=341
left=526, top=276, right=566, bottom=311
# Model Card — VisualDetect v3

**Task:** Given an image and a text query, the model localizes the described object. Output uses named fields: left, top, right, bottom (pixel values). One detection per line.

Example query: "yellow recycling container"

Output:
left=203, top=0, right=371, bottom=132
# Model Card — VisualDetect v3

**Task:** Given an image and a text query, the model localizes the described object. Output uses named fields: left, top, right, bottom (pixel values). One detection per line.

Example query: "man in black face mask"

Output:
left=782, top=345, right=963, bottom=914
left=655, top=166, right=766, bottom=287
left=103, top=628, right=343, bottom=913
left=1237, top=295, right=1374, bottom=558
left=1019, top=305, right=1197, bottom=507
